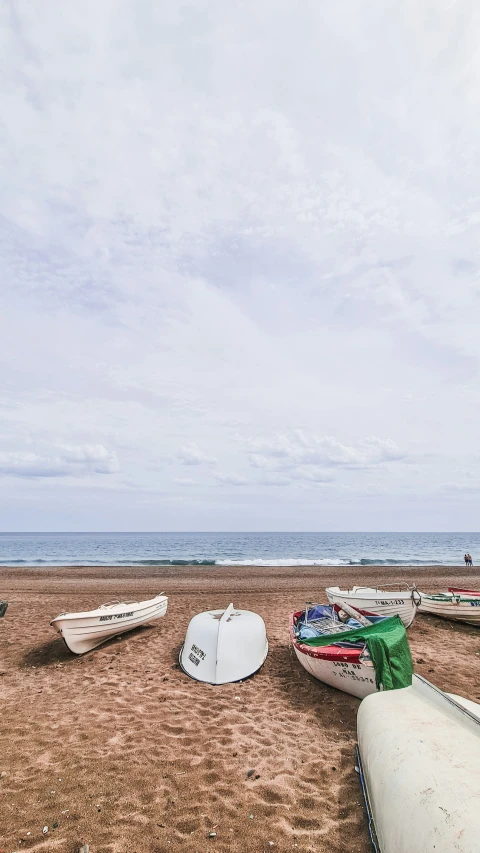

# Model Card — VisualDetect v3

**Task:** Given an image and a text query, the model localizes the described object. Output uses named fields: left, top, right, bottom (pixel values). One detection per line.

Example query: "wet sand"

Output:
left=1, top=564, right=480, bottom=853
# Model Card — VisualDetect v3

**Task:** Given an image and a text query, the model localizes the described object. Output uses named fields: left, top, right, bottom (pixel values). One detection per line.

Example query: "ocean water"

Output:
left=0, top=531, right=478, bottom=567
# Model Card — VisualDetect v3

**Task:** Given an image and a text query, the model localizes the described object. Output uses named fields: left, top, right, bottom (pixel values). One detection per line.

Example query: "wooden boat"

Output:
left=180, top=603, right=268, bottom=684
left=50, top=593, right=168, bottom=654
left=418, top=590, right=480, bottom=625
left=290, top=604, right=412, bottom=699
left=326, top=584, right=420, bottom=627
left=357, top=675, right=480, bottom=853
left=0, top=600, right=8, bottom=618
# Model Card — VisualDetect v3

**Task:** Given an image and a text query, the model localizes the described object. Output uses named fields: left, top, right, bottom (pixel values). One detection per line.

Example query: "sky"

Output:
left=1, top=0, right=480, bottom=531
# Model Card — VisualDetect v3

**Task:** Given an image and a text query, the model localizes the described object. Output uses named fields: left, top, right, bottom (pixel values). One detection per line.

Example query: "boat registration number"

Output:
left=332, top=662, right=374, bottom=684
left=470, top=601, right=480, bottom=607
left=99, top=611, right=134, bottom=621
left=374, top=599, right=404, bottom=605
left=188, top=644, right=206, bottom=667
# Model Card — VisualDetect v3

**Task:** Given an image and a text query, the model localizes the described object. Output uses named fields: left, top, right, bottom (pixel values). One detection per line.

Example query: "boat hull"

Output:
left=289, top=614, right=377, bottom=699
left=326, top=586, right=418, bottom=628
left=419, top=593, right=480, bottom=625
left=292, top=643, right=377, bottom=699
left=50, top=594, right=168, bottom=654
left=357, top=676, right=480, bottom=853
left=180, top=604, right=268, bottom=684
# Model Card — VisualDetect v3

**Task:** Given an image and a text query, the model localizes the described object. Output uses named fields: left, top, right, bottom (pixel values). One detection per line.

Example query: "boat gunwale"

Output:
left=327, top=586, right=418, bottom=604
left=448, top=587, right=480, bottom=595
left=289, top=610, right=365, bottom=664
left=50, top=593, right=168, bottom=624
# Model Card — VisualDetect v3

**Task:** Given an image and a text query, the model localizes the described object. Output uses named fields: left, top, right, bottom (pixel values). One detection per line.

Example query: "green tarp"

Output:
left=300, top=615, right=413, bottom=691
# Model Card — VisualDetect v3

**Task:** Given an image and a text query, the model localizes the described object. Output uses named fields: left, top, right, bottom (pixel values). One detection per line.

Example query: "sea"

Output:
left=0, top=531, right=478, bottom=568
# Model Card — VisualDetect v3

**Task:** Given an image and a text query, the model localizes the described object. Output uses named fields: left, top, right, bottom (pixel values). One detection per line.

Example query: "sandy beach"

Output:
left=1, top=564, right=480, bottom=853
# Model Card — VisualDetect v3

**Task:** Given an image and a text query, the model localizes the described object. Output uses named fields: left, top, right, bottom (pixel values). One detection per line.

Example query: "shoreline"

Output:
left=1, top=564, right=479, bottom=852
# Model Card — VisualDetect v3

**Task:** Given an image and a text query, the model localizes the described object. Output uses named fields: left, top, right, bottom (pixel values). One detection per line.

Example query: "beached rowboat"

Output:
left=290, top=604, right=413, bottom=699
left=418, top=590, right=480, bottom=625
left=50, top=593, right=168, bottom=654
left=180, top=603, right=268, bottom=684
left=357, top=675, right=480, bottom=853
left=326, top=584, right=420, bottom=627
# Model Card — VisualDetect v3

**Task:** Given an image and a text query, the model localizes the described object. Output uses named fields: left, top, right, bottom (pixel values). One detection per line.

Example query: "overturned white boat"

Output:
left=326, top=584, right=420, bottom=628
left=418, top=589, right=480, bottom=625
left=50, top=593, right=168, bottom=654
left=357, top=675, right=480, bottom=853
left=180, top=603, right=268, bottom=684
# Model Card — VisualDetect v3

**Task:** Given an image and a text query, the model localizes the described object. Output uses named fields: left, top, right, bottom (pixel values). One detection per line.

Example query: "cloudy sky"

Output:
left=1, top=0, right=479, bottom=531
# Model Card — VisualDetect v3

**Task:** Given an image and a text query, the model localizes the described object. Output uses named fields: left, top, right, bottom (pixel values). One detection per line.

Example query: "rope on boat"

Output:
left=411, top=586, right=421, bottom=607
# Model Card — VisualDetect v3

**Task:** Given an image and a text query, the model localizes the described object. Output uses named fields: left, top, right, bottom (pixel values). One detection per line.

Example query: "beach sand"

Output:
left=1, top=564, right=480, bottom=853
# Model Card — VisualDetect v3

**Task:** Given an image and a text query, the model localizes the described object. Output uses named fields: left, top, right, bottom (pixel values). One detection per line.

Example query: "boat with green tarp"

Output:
left=290, top=604, right=413, bottom=698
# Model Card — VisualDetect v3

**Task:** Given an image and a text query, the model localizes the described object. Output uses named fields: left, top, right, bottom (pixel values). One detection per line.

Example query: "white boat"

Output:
left=418, top=590, right=480, bottom=625
left=290, top=604, right=412, bottom=699
left=357, top=675, right=480, bottom=853
left=326, top=584, right=420, bottom=627
left=180, top=603, right=268, bottom=684
left=50, top=593, right=168, bottom=654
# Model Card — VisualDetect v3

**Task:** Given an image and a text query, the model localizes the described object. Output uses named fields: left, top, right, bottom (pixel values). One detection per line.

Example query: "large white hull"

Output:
left=326, top=586, right=418, bottom=628
left=357, top=676, right=480, bottom=853
left=50, top=594, right=168, bottom=654
left=180, top=603, right=268, bottom=684
left=418, top=594, right=480, bottom=625
left=293, top=643, right=377, bottom=699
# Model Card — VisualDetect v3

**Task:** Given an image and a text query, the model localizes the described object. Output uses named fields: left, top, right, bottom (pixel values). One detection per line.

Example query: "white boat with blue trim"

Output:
left=418, top=588, right=480, bottom=625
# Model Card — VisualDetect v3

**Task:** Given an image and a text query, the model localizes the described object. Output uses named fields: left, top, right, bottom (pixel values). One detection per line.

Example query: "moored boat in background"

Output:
left=50, top=593, right=168, bottom=654
left=326, top=584, right=420, bottom=627
left=357, top=675, right=480, bottom=853
left=418, top=590, right=480, bottom=625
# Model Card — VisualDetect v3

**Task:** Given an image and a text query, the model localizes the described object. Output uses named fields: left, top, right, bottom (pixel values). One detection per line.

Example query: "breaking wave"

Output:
left=0, top=556, right=446, bottom=567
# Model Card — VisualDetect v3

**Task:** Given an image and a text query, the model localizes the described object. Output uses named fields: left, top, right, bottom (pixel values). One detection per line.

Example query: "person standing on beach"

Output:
left=468, top=553, right=473, bottom=566
left=465, top=553, right=469, bottom=566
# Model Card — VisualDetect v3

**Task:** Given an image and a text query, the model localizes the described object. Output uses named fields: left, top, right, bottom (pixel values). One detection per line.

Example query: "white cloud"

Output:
left=243, top=432, right=402, bottom=474
left=173, top=477, right=196, bottom=486
left=256, top=474, right=292, bottom=487
left=176, top=443, right=217, bottom=466
left=0, top=445, right=119, bottom=478
left=0, top=2, right=479, bottom=528
left=214, top=472, right=248, bottom=486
